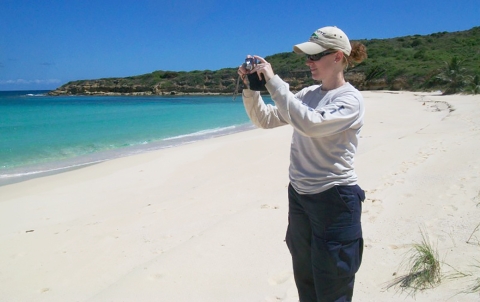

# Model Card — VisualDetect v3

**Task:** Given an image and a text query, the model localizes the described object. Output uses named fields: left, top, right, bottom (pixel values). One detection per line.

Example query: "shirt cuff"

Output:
left=242, top=89, right=257, bottom=98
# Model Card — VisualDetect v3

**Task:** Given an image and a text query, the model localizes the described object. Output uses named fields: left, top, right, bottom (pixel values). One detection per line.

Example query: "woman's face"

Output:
left=305, top=51, right=340, bottom=81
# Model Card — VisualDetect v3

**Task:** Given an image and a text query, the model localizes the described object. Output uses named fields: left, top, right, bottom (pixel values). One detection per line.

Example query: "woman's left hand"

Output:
left=253, top=55, right=275, bottom=83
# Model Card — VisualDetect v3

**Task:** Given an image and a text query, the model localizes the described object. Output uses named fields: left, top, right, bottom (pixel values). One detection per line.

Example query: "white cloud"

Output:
left=0, top=79, right=61, bottom=85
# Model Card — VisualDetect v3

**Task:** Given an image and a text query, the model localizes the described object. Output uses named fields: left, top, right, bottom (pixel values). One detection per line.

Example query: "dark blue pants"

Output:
left=286, top=184, right=365, bottom=302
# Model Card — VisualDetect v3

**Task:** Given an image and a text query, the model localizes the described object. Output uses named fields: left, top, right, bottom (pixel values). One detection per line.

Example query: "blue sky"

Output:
left=1, top=0, right=478, bottom=91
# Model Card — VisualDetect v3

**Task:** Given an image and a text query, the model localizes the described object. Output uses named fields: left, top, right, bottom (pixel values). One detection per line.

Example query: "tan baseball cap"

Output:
left=293, top=26, right=351, bottom=56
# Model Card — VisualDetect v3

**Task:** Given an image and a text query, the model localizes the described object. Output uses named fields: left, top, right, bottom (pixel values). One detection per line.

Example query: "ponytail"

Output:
left=346, top=42, right=367, bottom=68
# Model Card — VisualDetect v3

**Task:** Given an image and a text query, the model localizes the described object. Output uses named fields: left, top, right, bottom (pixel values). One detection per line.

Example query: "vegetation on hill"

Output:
left=49, top=26, right=480, bottom=96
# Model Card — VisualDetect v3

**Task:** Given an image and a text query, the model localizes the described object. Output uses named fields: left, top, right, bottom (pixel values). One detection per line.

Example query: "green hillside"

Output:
left=49, top=26, right=480, bottom=96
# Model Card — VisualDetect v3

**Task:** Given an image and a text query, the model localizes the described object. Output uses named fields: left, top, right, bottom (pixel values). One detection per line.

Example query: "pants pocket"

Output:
left=312, top=224, right=363, bottom=278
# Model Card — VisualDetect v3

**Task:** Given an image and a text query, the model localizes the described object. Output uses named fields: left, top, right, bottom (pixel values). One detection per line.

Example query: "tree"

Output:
left=467, top=75, right=480, bottom=95
left=436, top=57, right=468, bottom=95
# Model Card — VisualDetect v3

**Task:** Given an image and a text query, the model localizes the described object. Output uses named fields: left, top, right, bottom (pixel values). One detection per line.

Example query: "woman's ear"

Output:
left=334, top=51, right=344, bottom=63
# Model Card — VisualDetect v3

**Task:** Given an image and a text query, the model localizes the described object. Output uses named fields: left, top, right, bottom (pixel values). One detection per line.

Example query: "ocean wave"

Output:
left=0, top=160, right=105, bottom=179
left=26, top=93, right=46, bottom=97
left=163, top=126, right=238, bottom=141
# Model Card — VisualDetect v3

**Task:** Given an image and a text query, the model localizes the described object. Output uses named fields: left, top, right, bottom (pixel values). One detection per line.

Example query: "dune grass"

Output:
left=469, top=277, right=480, bottom=294
left=386, top=228, right=442, bottom=296
left=386, top=217, right=479, bottom=298
left=466, top=222, right=480, bottom=245
left=466, top=262, right=480, bottom=295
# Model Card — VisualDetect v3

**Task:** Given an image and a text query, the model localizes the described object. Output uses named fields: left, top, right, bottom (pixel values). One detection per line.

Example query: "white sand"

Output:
left=0, top=91, right=479, bottom=301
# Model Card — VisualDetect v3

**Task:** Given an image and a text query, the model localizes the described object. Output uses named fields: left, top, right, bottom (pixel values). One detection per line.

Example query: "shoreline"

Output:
left=1, top=91, right=479, bottom=301
left=0, top=123, right=256, bottom=187
left=47, top=91, right=274, bottom=97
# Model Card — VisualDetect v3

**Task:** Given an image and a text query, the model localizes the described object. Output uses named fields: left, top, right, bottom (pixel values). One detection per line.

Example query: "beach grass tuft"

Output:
left=466, top=262, right=480, bottom=295
left=454, top=261, right=480, bottom=297
left=466, top=222, right=480, bottom=245
left=469, top=277, right=480, bottom=294
left=386, top=228, right=442, bottom=296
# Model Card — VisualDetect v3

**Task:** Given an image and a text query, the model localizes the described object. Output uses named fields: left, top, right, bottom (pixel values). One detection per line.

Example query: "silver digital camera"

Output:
left=242, top=57, right=266, bottom=91
left=243, top=57, right=257, bottom=71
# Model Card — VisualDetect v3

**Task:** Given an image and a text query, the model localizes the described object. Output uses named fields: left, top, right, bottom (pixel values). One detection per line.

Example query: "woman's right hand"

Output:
left=237, top=55, right=253, bottom=87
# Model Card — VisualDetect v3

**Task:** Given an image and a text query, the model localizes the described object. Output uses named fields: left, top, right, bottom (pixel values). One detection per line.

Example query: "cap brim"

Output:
left=293, top=42, right=327, bottom=55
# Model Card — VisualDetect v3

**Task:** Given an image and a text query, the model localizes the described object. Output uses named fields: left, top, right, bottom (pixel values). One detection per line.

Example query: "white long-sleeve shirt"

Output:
left=242, top=75, right=364, bottom=194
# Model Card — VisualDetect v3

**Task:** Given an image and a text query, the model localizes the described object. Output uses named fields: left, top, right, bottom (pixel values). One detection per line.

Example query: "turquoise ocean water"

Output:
left=0, top=90, right=271, bottom=185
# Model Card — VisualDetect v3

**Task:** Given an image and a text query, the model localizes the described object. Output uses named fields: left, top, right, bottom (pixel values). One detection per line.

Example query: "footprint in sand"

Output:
left=388, top=244, right=410, bottom=250
left=363, top=198, right=383, bottom=222
left=147, top=273, right=163, bottom=281
left=261, top=204, right=280, bottom=210
left=268, top=271, right=293, bottom=286
left=472, top=191, right=480, bottom=204
left=443, top=205, right=458, bottom=212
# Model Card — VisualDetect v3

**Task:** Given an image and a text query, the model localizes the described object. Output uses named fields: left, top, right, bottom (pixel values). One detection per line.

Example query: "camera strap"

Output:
left=233, top=75, right=240, bottom=101
left=233, top=74, right=248, bottom=101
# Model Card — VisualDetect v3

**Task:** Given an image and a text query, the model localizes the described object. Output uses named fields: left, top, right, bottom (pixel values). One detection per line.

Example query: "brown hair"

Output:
left=345, top=42, right=367, bottom=68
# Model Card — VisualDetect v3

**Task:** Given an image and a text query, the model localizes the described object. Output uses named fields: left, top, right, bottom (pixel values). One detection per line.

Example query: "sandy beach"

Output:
left=1, top=91, right=479, bottom=301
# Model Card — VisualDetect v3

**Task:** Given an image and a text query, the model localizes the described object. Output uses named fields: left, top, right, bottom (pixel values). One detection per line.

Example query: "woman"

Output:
left=238, top=26, right=367, bottom=301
